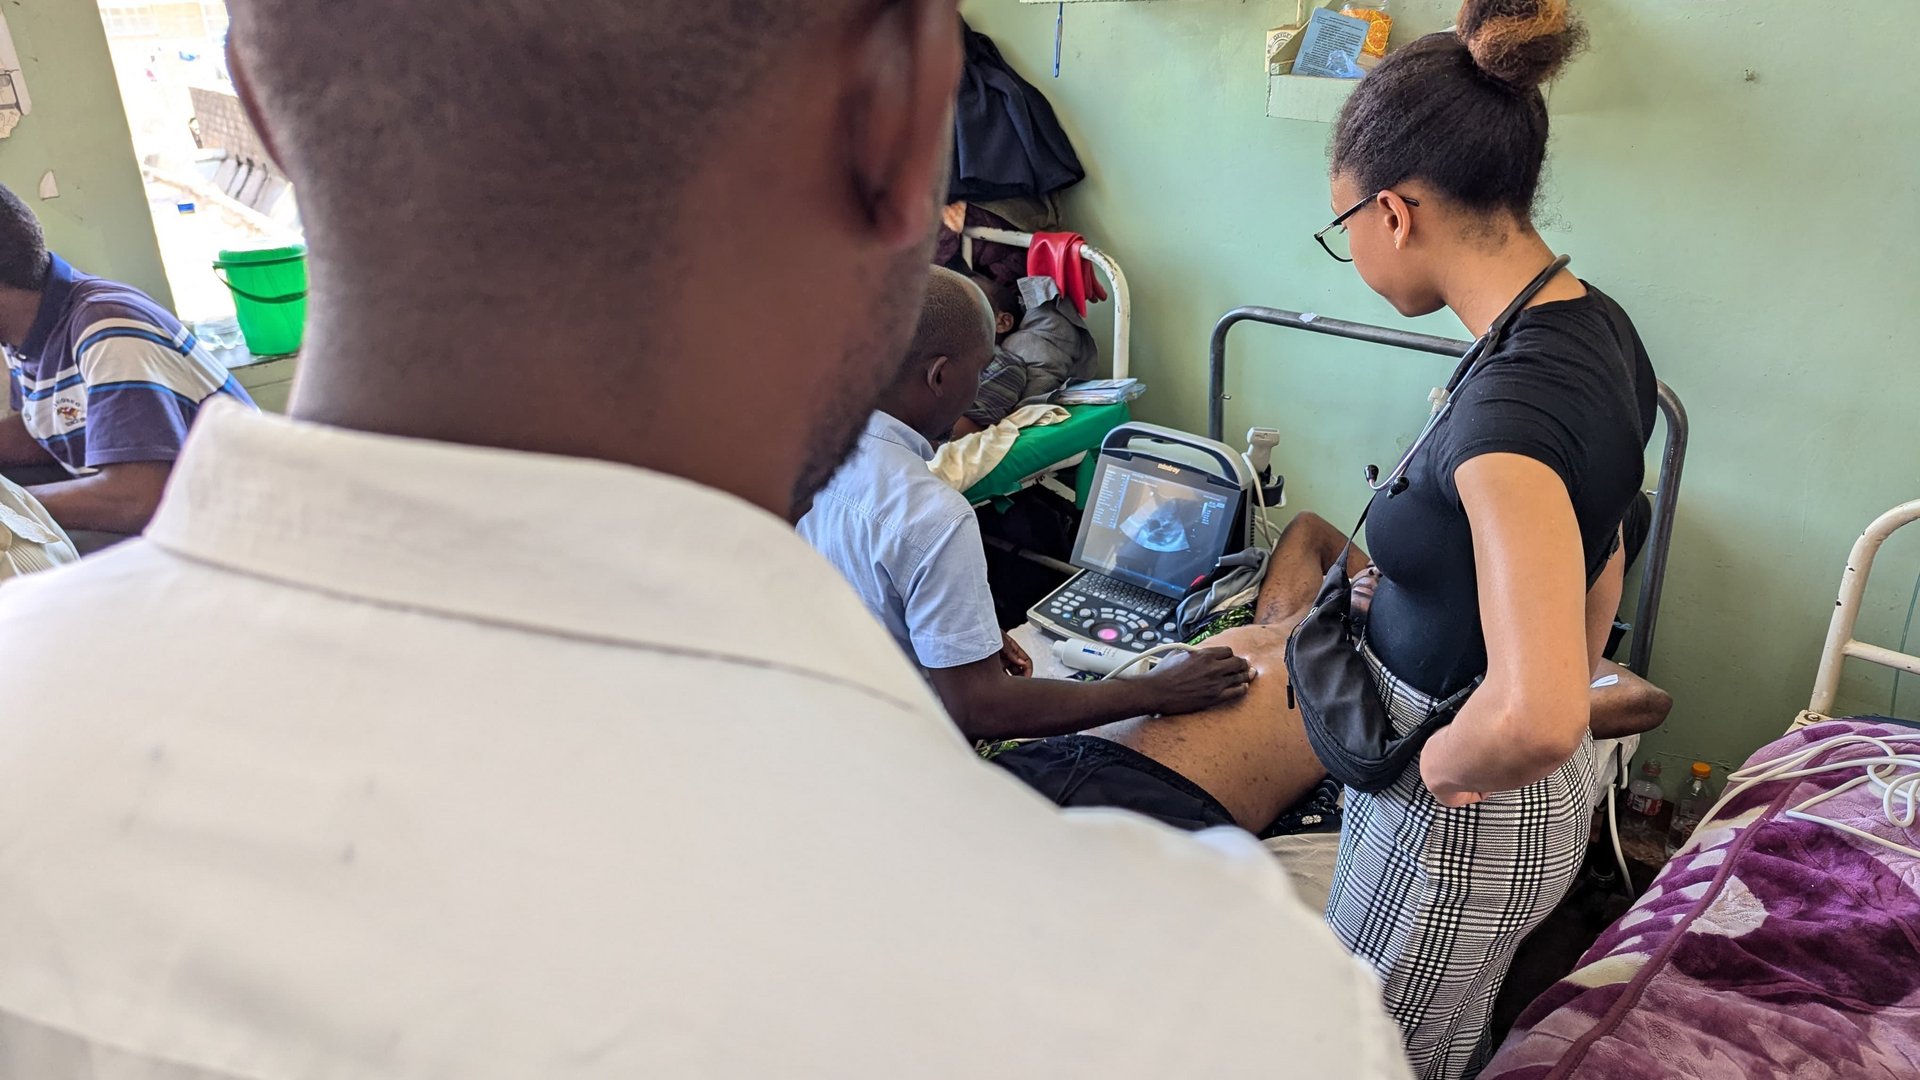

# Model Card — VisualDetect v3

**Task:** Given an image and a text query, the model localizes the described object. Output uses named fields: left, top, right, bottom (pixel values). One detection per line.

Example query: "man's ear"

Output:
left=996, top=312, right=1017, bottom=336
left=925, top=354, right=952, bottom=395
left=847, top=0, right=964, bottom=247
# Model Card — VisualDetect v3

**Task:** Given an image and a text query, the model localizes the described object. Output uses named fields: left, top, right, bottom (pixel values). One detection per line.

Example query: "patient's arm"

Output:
left=1581, top=534, right=1671, bottom=738
left=1254, top=511, right=1369, bottom=625
left=924, top=646, right=1251, bottom=742
left=1589, top=660, right=1673, bottom=740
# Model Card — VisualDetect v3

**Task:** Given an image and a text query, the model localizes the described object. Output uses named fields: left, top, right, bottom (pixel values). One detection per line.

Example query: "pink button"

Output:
left=1097, top=627, right=1120, bottom=642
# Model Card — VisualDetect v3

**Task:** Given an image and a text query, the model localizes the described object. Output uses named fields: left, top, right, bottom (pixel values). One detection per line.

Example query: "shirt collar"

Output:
left=146, top=403, right=943, bottom=714
left=864, top=410, right=934, bottom=463
left=19, top=254, right=80, bottom=358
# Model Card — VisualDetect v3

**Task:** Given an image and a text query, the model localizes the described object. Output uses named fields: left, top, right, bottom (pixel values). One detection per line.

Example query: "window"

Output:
left=100, top=3, right=159, bottom=39
left=97, top=0, right=300, bottom=325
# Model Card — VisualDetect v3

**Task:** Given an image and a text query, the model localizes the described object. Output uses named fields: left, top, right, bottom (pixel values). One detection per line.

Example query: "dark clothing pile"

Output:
left=950, top=22, right=1083, bottom=203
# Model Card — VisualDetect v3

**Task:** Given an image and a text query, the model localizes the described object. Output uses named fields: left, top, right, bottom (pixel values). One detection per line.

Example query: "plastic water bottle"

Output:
left=1625, top=760, right=1665, bottom=838
left=1666, top=762, right=1716, bottom=857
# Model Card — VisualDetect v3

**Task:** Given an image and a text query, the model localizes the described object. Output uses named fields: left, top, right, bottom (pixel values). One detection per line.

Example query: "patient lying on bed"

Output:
left=806, top=269, right=1669, bottom=836
left=1049, top=514, right=1674, bottom=833
left=950, top=274, right=1097, bottom=441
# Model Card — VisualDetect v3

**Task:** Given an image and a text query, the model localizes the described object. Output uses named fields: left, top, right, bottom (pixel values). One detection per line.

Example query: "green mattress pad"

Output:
left=963, top=403, right=1133, bottom=507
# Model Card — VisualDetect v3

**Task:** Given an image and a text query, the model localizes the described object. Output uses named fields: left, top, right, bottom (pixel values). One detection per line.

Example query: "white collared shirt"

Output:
left=0, top=404, right=1407, bottom=1079
left=798, top=411, right=1004, bottom=669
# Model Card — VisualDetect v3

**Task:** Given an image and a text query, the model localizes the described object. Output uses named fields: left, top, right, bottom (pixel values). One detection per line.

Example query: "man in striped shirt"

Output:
left=0, top=183, right=255, bottom=546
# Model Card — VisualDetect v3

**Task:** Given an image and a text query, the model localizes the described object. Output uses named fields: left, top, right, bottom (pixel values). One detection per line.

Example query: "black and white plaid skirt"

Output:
left=1326, top=642, right=1596, bottom=1080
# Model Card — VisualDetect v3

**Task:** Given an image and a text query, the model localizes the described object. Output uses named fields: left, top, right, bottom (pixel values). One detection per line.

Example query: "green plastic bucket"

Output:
left=214, top=243, right=308, bottom=357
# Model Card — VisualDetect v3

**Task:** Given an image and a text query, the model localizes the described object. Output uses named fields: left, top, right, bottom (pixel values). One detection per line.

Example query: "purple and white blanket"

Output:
left=1483, top=720, right=1920, bottom=1080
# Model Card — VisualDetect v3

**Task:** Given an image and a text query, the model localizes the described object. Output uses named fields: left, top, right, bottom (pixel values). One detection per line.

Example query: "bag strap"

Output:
left=1340, top=254, right=1573, bottom=547
left=1319, top=255, right=1576, bottom=686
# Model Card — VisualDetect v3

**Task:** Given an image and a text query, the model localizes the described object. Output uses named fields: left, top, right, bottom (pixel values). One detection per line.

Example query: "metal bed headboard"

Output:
left=1799, top=500, right=1920, bottom=728
left=960, top=226, right=1131, bottom=380
left=1206, top=306, right=1690, bottom=680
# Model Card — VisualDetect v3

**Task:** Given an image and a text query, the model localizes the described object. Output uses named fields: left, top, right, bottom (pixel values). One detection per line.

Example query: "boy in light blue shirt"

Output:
left=800, top=267, right=1250, bottom=745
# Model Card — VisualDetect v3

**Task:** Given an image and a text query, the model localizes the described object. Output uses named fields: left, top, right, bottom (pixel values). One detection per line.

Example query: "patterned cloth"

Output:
left=1327, top=643, right=1597, bottom=1080
left=962, top=348, right=1031, bottom=429
left=1482, top=719, right=1920, bottom=1080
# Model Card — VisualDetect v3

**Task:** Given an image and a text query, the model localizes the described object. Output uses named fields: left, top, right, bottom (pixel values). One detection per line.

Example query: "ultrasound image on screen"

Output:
left=1077, top=463, right=1236, bottom=598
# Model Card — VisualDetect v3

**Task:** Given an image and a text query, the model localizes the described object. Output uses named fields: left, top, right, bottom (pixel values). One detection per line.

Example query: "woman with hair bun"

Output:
left=1314, top=2, right=1658, bottom=1075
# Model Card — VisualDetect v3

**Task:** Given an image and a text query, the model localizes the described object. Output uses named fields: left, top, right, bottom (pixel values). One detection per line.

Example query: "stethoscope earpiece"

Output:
left=1365, top=464, right=1411, bottom=496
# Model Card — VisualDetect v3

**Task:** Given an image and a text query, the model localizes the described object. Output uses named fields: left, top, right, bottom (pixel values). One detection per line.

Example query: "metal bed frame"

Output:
left=1206, top=306, right=1690, bottom=680
left=956, top=226, right=1134, bottom=508
left=1796, top=499, right=1920, bottom=730
left=961, top=226, right=1131, bottom=380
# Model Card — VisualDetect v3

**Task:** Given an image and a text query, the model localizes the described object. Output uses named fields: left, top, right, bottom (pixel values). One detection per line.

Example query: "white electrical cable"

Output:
left=1241, top=451, right=1278, bottom=549
left=1711, top=732, right=1920, bottom=861
left=1607, top=782, right=1632, bottom=889
left=1596, top=740, right=1632, bottom=889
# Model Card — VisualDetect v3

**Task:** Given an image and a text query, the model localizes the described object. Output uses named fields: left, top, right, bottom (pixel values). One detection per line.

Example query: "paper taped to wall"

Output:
left=0, top=12, right=29, bottom=140
left=1293, top=7, right=1371, bottom=79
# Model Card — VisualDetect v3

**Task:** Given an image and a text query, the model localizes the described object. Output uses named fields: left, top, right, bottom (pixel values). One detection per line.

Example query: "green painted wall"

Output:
left=965, top=0, right=1920, bottom=778
left=0, top=4, right=169, bottom=304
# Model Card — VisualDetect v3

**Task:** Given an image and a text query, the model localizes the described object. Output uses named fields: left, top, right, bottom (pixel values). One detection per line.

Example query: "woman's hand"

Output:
left=1420, top=726, right=1487, bottom=807
left=1350, top=566, right=1382, bottom=617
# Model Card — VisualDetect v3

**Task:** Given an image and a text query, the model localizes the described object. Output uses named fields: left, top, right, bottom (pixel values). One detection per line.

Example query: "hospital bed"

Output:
left=1481, top=498, right=1920, bottom=1080
left=955, top=227, right=1134, bottom=507
left=1204, top=305, right=1693, bottom=907
left=1206, top=305, right=1689, bottom=684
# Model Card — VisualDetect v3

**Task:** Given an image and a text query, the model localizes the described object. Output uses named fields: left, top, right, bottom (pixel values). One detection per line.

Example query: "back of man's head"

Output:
left=0, top=182, right=50, bottom=294
left=227, top=0, right=964, bottom=517
left=231, top=2, right=802, bottom=270
left=907, top=268, right=996, bottom=375
left=881, top=267, right=994, bottom=440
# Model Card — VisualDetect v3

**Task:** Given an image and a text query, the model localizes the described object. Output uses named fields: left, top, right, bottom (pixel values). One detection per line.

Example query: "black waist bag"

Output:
left=1285, top=556, right=1476, bottom=793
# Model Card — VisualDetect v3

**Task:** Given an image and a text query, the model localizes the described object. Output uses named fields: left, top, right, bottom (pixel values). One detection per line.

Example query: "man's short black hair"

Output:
left=906, top=267, right=994, bottom=372
left=0, top=183, right=50, bottom=292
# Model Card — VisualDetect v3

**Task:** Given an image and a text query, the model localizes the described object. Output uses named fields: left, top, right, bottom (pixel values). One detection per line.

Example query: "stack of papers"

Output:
left=1054, top=379, right=1146, bottom=406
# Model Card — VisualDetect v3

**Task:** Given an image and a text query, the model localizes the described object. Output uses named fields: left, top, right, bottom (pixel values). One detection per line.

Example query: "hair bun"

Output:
left=1455, top=0, right=1587, bottom=90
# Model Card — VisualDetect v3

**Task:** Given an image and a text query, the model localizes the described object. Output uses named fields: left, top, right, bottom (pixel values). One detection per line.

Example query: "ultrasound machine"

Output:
left=1028, top=424, right=1260, bottom=655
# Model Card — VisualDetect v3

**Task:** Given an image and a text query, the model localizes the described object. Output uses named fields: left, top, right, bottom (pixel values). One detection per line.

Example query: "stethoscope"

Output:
left=1364, top=255, right=1573, bottom=497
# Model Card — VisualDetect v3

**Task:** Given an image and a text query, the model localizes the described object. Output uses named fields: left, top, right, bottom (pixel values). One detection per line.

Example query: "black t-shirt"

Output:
left=1364, top=285, right=1659, bottom=698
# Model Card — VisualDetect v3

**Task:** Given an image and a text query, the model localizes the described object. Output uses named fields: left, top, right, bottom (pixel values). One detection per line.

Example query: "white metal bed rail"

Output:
left=960, top=226, right=1131, bottom=380
left=1801, top=499, right=1920, bottom=726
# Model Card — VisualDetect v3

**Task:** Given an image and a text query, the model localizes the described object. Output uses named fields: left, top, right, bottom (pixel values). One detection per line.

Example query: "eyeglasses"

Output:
left=1314, top=191, right=1420, bottom=263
